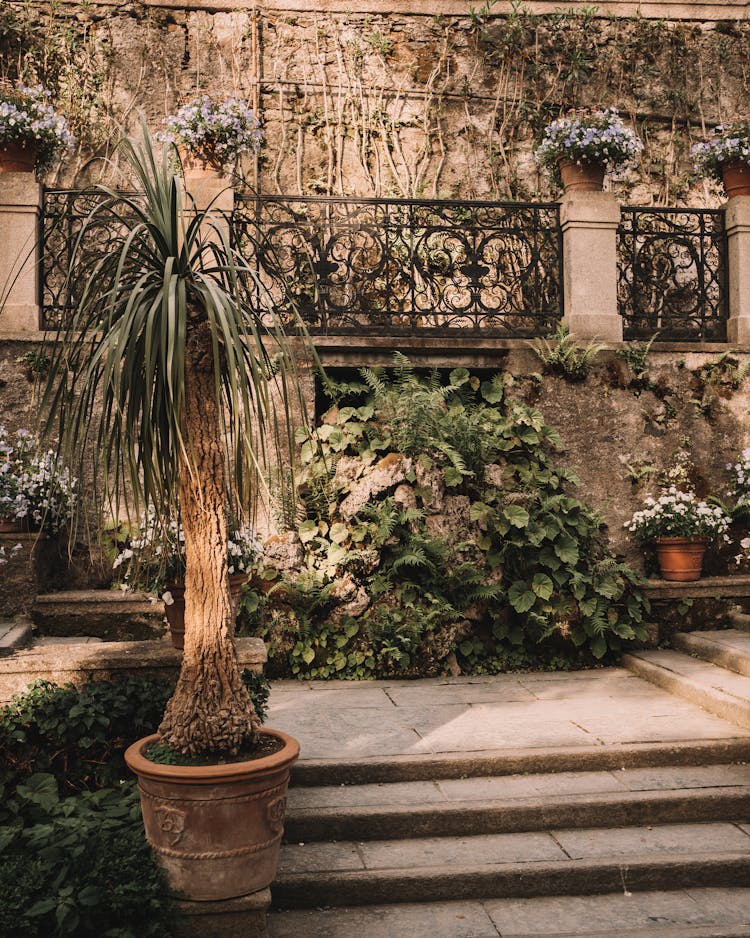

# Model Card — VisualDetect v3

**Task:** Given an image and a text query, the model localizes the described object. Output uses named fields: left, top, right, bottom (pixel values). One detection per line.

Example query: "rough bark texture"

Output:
left=158, top=322, right=260, bottom=755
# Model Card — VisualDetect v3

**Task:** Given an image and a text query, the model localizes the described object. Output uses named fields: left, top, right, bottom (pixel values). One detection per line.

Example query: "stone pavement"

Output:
left=266, top=665, right=750, bottom=765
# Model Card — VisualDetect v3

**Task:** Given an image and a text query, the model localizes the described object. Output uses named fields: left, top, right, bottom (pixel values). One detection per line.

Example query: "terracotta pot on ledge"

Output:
left=558, top=158, right=606, bottom=193
left=164, top=571, right=249, bottom=649
left=0, top=141, right=38, bottom=173
left=721, top=159, right=750, bottom=199
left=654, top=536, right=707, bottom=582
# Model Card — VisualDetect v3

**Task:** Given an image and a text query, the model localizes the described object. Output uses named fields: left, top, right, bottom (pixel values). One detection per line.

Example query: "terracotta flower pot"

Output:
left=558, top=158, right=606, bottom=192
left=124, top=728, right=299, bottom=901
left=164, top=572, right=249, bottom=649
left=0, top=517, right=24, bottom=533
left=0, top=141, right=38, bottom=173
left=654, top=536, right=707, bottom=582
left=721, top=159, right=750, bottom=199
left=178, top=146, right=226, bottom=181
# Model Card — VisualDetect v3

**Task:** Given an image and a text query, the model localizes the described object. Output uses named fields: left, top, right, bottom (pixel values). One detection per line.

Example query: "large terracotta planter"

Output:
left=654, top=536, right=707, bottom=581
left=721, top=159, right=750, bottom=199
left=558, top=158, right=606, bottom=192
left=0, top=141, right=37, bottom=173
left=125, top=728, right=299, bottom=901
left=164, top=572, right=249, bottom=649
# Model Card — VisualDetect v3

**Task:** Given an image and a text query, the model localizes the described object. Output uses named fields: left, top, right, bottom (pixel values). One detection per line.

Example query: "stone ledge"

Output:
left=42, top=0, right=750, bottom=21
left=0, top=636, right=266, bottom=701
left=644, top=575, right=750, bottom=601
left=31, top=589, right=166, bottom=642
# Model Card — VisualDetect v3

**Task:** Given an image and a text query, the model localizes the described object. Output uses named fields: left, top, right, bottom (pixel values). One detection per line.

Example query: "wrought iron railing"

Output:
left=617, top=207, right=728, bottom=342
left=41, top=190, right=563, bottom=336
left=230, top=196, right=563, bottom=337
left=40, top=188, right=143, bottom=330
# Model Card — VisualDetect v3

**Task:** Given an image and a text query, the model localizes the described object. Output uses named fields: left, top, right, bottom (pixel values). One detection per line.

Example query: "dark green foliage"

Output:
left=0, top=778, right=173, bottom=938
left=0, top=672, right=270, bottom=803
left=242, top=359, right=649, bottom=678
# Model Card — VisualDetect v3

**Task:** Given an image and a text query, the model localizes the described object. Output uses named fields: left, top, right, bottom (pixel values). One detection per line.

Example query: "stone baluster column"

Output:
left=725, top=195, right=750, bottom=344
left=560, top=190, right=622, bottom=342
left=0, top=172, right=42, bottom=333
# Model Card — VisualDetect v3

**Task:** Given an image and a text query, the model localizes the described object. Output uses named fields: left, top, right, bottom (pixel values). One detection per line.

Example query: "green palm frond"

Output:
left=41, top=125, right=308, bottom=523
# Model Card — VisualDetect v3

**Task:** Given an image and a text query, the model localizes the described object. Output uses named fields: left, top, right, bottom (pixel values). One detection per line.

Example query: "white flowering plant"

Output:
left=0, top=543, right=22, bottom=566
left=0, top=426, right=77, bottom=532
left=535, top=107, right=643, bottom=172
left=624, top=487, right=731, bottom=543
left=728, top=448, right=750, bottom=504
left=0, top=83, right=74, bottom=171
left=691, top=121, right=750, bottom=181
left=113, top=508, right=263, bottom=594
left=161, top=95, right=262, bottom=172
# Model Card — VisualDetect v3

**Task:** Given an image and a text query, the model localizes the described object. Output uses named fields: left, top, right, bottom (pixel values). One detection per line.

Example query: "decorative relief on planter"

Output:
left=153, top=804, right=187, bottom=847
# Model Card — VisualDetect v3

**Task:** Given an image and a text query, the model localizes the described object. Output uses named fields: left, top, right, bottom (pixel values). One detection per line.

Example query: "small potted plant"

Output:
left=624, top=486, right=731, bottom=581
left=535, top=106, right=643, bottom=192
left=113, top=510, right=263, bottom=648
left=0, top=425, right=77, bottom=533
left=691, top=120, right=750, bottom=199
left=160, top=94, right=263, bottom=176
left=0, top=82, right=74, bottom=173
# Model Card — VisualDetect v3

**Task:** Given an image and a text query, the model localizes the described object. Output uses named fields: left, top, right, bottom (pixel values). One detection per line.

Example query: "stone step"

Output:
left=0, top=617, right=33, bottom=657
left=729, top=610, right=750, bottom=634
left=268, top=887, right=750, bottom=938
left=285, top=764, right=750, bottom=843
left=0, top=635, right=266, bottom=701
left=273, top=821, right=750, bottom=909
left=673, top=630, right=750, bottom=678
left=621, top=650, right=750, bottom=731
left=31, top=590, right=165, bottom=642
left=291, top=737, right=750, bottom=787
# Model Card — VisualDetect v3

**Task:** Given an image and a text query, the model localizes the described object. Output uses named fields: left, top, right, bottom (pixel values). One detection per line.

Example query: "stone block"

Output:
left=174, top=888, right=271, bottom=938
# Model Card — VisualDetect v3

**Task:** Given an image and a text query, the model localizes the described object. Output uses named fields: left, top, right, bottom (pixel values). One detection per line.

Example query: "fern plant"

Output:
left=529, top=323, right=603, bottom=382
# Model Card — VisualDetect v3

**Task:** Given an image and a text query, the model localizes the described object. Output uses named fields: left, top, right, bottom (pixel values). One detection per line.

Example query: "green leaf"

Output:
left=444, top=466, right=463, bottom=487
left=554, top=534, right=579, bottom=564
left=508, top=580, right=537, bottom=613
left=298, top=520, right=318, bottom=544
left=329, top=523, right=349, bottom=544
left=480, top=378, right=504, bottom=403
left=531, top=573, right=554, bottom=600
left=504, top=505, right=529, bottom=528
left=301, top=647, right=316, bottom=665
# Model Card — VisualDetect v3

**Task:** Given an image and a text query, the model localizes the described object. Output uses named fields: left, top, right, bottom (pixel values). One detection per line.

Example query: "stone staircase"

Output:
left=269, top=716, right=750, bottom=935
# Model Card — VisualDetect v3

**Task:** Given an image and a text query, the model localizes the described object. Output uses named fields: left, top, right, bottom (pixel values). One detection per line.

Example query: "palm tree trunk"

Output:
left=158, top=324, right=260, bottom=756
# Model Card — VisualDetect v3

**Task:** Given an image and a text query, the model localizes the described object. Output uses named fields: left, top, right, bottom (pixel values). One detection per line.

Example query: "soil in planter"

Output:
left=145, top=732, right=284, bottom=766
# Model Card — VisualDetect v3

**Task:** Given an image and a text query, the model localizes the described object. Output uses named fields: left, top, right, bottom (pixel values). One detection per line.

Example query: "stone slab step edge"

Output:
left=291, top=738, right=750, bottom=786
left=525, top=928, right=750, bottom=938
left=0, top=618, right=33, bottom=658
left=272, top=852, right=750, bottom=909
left=285, top=786, right=750, bottom=843
left=621, top=652, right=750, bottom=731
left=674, top=631, right=750, bottom=678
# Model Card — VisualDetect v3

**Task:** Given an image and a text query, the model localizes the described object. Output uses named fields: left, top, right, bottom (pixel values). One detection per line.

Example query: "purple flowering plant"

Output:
left=691, top=121, right=750, bottom=180
left=535, top=107, right=643, bottom=172
left=0, top=82, right=74, bottom=171
left=161, top=95, right=263, bottom=172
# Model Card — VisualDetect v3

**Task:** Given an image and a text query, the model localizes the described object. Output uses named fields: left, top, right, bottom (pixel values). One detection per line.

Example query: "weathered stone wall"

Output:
left=3, top=335, right=750, bottom=582
left=3, top=1, right=750, bottom=203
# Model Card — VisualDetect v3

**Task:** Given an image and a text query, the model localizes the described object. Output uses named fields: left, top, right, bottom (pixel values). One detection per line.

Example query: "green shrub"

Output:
left=241, top=358, right=649, bottom=677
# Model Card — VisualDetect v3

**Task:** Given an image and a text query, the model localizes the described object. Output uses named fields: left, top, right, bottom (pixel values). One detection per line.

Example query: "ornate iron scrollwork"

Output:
left=618, top=207, right=728, bottom=342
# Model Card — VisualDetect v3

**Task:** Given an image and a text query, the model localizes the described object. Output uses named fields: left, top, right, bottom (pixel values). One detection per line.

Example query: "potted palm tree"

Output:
left=41, top=126, right=302, bottom=902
